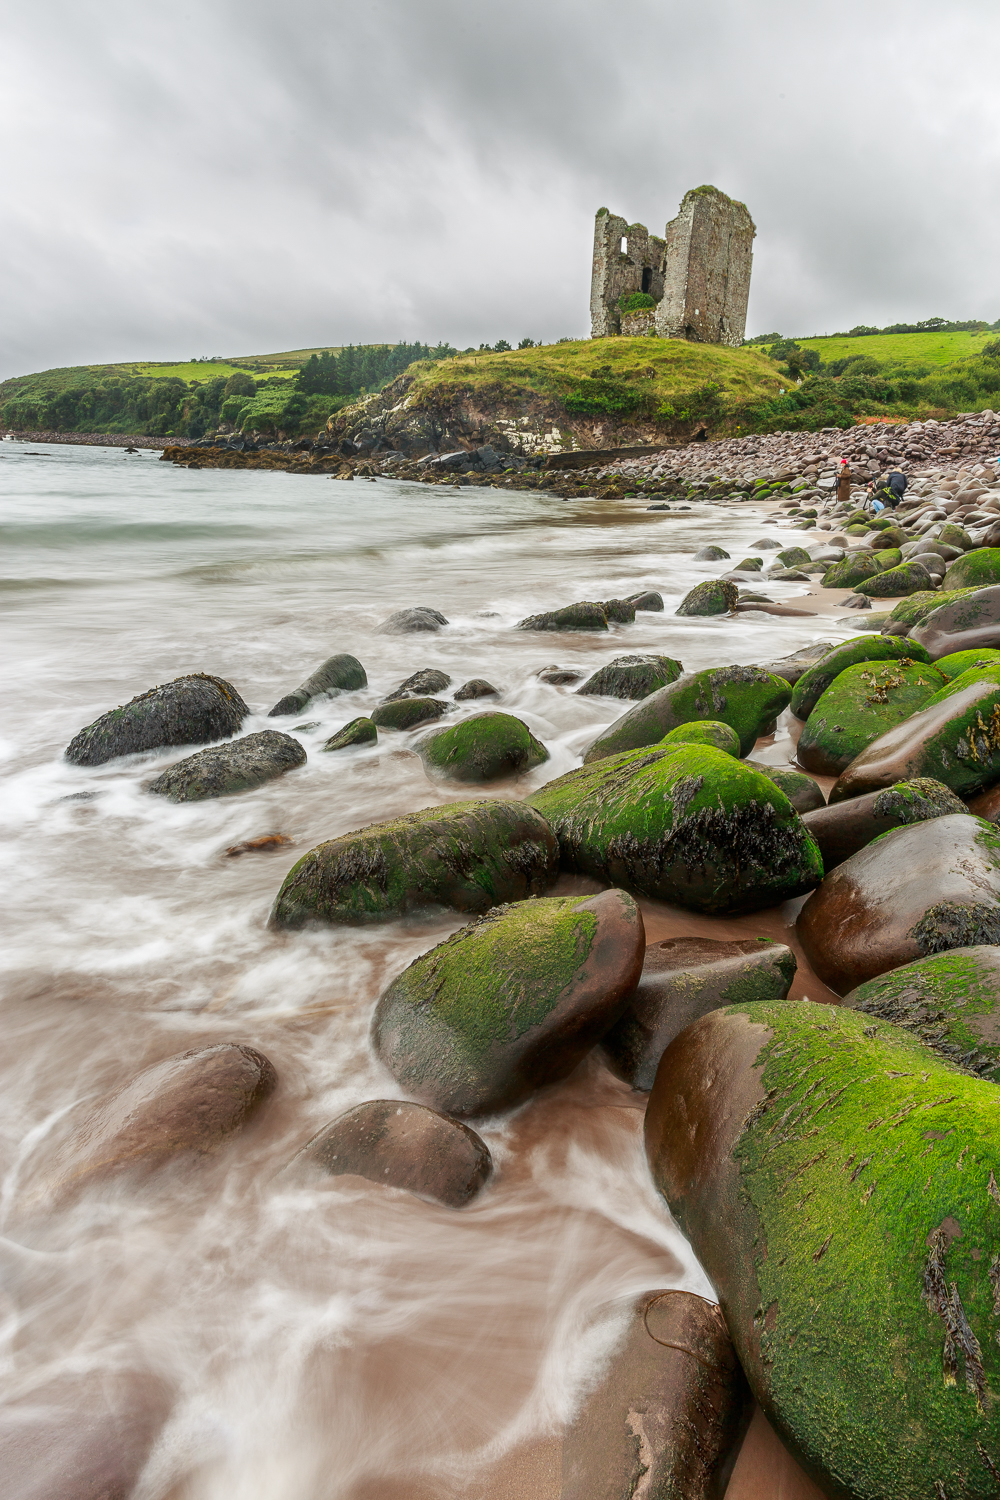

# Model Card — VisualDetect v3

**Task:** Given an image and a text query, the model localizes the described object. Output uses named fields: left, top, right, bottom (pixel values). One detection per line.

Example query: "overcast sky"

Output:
left=3, top=0, right=1000, bottom=378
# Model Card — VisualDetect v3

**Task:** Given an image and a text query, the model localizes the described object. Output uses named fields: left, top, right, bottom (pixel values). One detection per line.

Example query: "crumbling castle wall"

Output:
left=590, top=187, right=755, bottom=347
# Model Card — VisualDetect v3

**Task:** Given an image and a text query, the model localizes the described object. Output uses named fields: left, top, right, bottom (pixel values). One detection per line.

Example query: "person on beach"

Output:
left=836, top=458, right=852, bottom=507
left=866, top=467, right=906, bottom=514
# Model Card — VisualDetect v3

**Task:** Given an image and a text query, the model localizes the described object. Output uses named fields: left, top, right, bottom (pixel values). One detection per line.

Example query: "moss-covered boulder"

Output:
left=626, top=589, right=664, bottom=611
left=370, top=889, right=645, bottom=1115
left=601, top=597, right=637, bottom=623
left=65, top=674, right=249, bottom=767
left=854, top=560, right=934, bottom=598
left=453, top=678, right=500, bottom=700
left=843, top=946, right=1000, bottom=1084
left=603, top=935, right=795, bottom=1091
left=870, top=547, right=902, bottom=570
left=417, top=712, right=548, bottom=783
left=801, top=776, right=965, bottom=869
left=517, top=601, right=609, bottom=631
left=773, top=547, right=811, bottom=569
left=790, top=635, right=933, bottom=720
left=675, top=579, right=738, bottom=616
left=934, top=648, right=1000, bottom=680
left=939, top=522, right=975, bottom=550
left=694, top=545, right=729, bottom=560
left=943, top=547, right=1000, bottom=591
left=577, top=654, right=683, bottom=701
left=381, top=668, right=451, bottom=702
left=583, top=666, right=792, bottom=763
left=911, top=585, right=1000, bottom=658
left=661, top=720, right=740, bottom=756
left=797, top=658, right=947, bottom=777
left=872, top=523, right=908, bottom=547
left=843, top=523, right=870, bottom=537
left=147, top=729, right=306, bottom=801
left=734, top=556, right=763, bottom=572
left=821, top=554, right=879, bottom=590
left=270, top=799, right=558, bottom=927
left=645, top=999, right=1000, bottom=1500
left=370, top=696, right=448, bottom=731
left=322, top=717, right=377, bottom=751
left=744, top=760, right=825, bottom=812
left=529, top=744, right=822, bottom=914
left=268, top=654, right=367, bottom=716
left=797, top=813, right=1000, bottom=992
left=885, top=587, right=973, bottom=633
left=830, top=662, right=1000, bottom=802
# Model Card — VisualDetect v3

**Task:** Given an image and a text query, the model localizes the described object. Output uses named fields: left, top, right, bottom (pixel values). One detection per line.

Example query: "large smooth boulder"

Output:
left=583, top=666, right=792, bottom=763
left=453, top=678, right=499, bottom=700
left=829, top=662, right=1000, bottom=802
left=601, top=597, right=637, bottom=623
left=147, top=729, right=305, bottom=801
left=881, top=586, right=972, bottom=636
left=602, top=936, right=796, bottom=1090
left=529, top=744, right=822, bottom=915
left=270, top=799, right=558, bottom=927
left=65, top=673, right=249, bottom=766
left=267, top=653, right=367, bottom=716
left=44, top=1044, right=277, bottom=1195
left=661, top=719, right=740, bottom=756
left=801, top=776, right=965, bottom=868
left=796, top=658, right=946, bottom=777
left=753, top=642, right=836, bottom=688
left=626, top=589, right=664, bottom=611
left=561, top=1291, right=751, bottom=1500
left=820, top=553, right=879, bottom=589
left=577, top=654, right=683, bottom=701
left=291, top=1099, right=492, bottom=1207
left=843, top=946, right=1000, bottom=1083
left=910, top=585, right=1000, bottom=657
left=797, top=813, right=1000, bottom=992
left=417, top=712, right=548, bottom=782
left=675, top=579, right=738, bottom=616
left=517, top=601, right=608, bottom=631
left=789, top=635, right=932, bottom=720
left=934, top=647, right=1000, bottom=680
left=381, top=668, right=451, bottom=702
left=645, top=1000, right=1000, bottom=1500
left=377, top=607, right=449, bottom=634
left=854, top=559, right=933, bottom=597
left=942, top=547, right=1000, bottom=591
left=371, top=889, right=645, bottom=1115
left=744, top=761, right=825, bottom=813
left=370, top=696, right=449, bottom=731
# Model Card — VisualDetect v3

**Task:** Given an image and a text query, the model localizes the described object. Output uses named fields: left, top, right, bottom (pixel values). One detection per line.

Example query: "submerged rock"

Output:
left=270, top=799, right=558, bottom=927
left=797, top=813, right=1000, bottom=992
left=370, top=696, right=449, bottom=731
left=694, top=545, right=730, bottom=560
left=645, top=1000, right=1000, bottom=1500
left=561, top=1290, right=751, bottom=1500
left=147, top=729, right=306, bottom=801
left=577, top=654, right=683, bottom=701
left=583, top=665, right=792, bottom=763
left=417, top=711, right=548, bottom=782
left=371, top=889, right=645, bottom=1115
left=322, top=716, right=377, bottom=751
left=537, top=664, right=584, bottom=685
left=801, top=776, right=965, bottom=868
left=377, top=607, right=449, bottom=634
left=661, top=720, right=740, bottom=756
left=517, top=601, right=609, bottom=631
left=453, top=678, right=499, bottom=700
left=381, top=668, right=451, bottom=702
left=602, top=936, right=796, bottom=1090
left=789, top=635, right=932, bottom=720
left=292, top=1099, right=492, bottom=1207
left=530, top=744, right=822, bottom=915
left=268, top=653, right=367, bottom=716
left=675, top=579, right=738, bottom=616
left=796, top=658, right=946, bottom=777
left=65, top=673, right=249, bottom=766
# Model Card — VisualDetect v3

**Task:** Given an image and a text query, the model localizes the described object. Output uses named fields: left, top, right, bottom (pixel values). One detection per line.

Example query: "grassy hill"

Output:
left=794, top=329, right=995, bottom=367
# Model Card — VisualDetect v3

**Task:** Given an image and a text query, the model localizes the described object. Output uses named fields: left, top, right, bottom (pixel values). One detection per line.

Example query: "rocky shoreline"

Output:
left=2, top=429, right=193, bottom=449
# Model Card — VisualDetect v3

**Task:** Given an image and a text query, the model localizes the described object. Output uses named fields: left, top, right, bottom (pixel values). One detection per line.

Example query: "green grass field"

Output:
left=793, top=329, right=995, bottom=367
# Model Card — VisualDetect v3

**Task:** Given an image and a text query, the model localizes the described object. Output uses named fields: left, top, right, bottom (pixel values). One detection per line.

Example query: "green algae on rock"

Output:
left=577, top=654, right=683, bottom=701
left=675, top=579, right=738, bottom=616
left=801, top=776, right=965, bottom=869
left=369, top=696, right=449, bottom=731
left=267, top=653, right=367, bottom=716
left=870, top=546, right=903, bottom=570
left=645, top=1000, right=1000, bottom=1500
left=773, top=547, right=811, bottom=569
left=147, top=729, right=306, bottom=802
left=322, top=716, right=377, bottom=751
left=934, top=648, right=1000, bottom=681
left=790, top=635, right=932, bottom=721
left=370, top=889, right=645, bottom=1115
left=943, top=547, right=1000, bottom=592
left=583, top=665, right=792, bottom=764
left=660, top=720, right=741, bottom=757
left=884, top=587, right=973, bottom=633
left=601, top=597, right=637, bottom=624
left=744, top=760, right=825, bottom=813
left=911, top=585, right=1000, bottom=659
left=797, top=658, right=947, bottom=777
left=417, top=711, right=548, bottom=783
left=270, top=799, right=558, bottom=927
left=854, top=559, right=934, bottom=598
left=843, top=945, right=1000, bottom=1084
left=517, top=601, right=609, bottom=631
left=65, top=673, right=249, bottom=767
left=529, top=744, right=822, bottom=914
left=820, top=553, right=879, bottom=590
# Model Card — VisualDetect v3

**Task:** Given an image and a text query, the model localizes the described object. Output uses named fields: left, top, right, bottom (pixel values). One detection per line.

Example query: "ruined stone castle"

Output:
left=590, top=186, right=755, bottom=347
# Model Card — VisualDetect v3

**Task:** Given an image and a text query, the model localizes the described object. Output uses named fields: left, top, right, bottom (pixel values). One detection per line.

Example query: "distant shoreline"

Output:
left=2, top=430, right=193, bottom=450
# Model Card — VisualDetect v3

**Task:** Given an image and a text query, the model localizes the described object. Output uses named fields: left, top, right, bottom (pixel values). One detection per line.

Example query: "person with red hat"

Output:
left=836, top=457, right=853, bottom=507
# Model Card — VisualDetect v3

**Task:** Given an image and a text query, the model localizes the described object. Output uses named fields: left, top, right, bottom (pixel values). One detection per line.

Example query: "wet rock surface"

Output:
left=625, top=589, right=664, bottom=611
left=371, top=889, right=645, bottom=1115
left=148, top=729, right=306, bottom=801
left=453, top=677, right=499, bottom=700
left=602, top=935, right=796, bottom=1091
left=645, top=1000, right=1000, bottom=1500
left=270, top=798, right=558, bottom=926
left=576, top=653, right=683, bottom=701
left=267, top=653, right=367, bottom=716
left=292, top=1099, right=492, bottom=1207
left=517, top=601, right=609, bottom=631
left=377, top=607, right=449, bottom=634
left=537, top=664, right=583, bottom=685
left=910, top=584, right=1000, bottom=658
left=322, top=715, right=377, bottom=751
left=801, top=775, right=965, bottom=868
left=789, top=635, right=932, bottom=720
left=370, top=696, right=449, bottom=730
left=561, top=1290, right=751, bottom=1500
left=753, top=641, right=835, bottom=688
left=796, top=657, right=946, bottom=777
left=744, top=760, right=825, bottom=812
left=530, top=743, right=822, bottom=914
left=417, top=711, right=548, bottom=782
left=65, top=673, right=249, bottom=766
left=584, top=665, right=792, bottom=763
left=797, top=812, right=1000, bottom=993
left=380, top=668, right=451, bottom=702
left=675, top=578, right=738, bottom=616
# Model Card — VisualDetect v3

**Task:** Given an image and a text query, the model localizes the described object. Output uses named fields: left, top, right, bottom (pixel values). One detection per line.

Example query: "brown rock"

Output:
left=602, top=937, right=796, bottom=1091
left=967, top=782, right=1000, bottom=823
left=225, top=832, right=293, bottom=856
left=800, top=777, right=965, bottom=868
left=909, top=584, right=1000, bottom=657
left=291, top=1099, right=492, bottom=1207
left=797, top=813, right=1000, bottom=993
left=561, top=1290, right=751, bottom=1500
